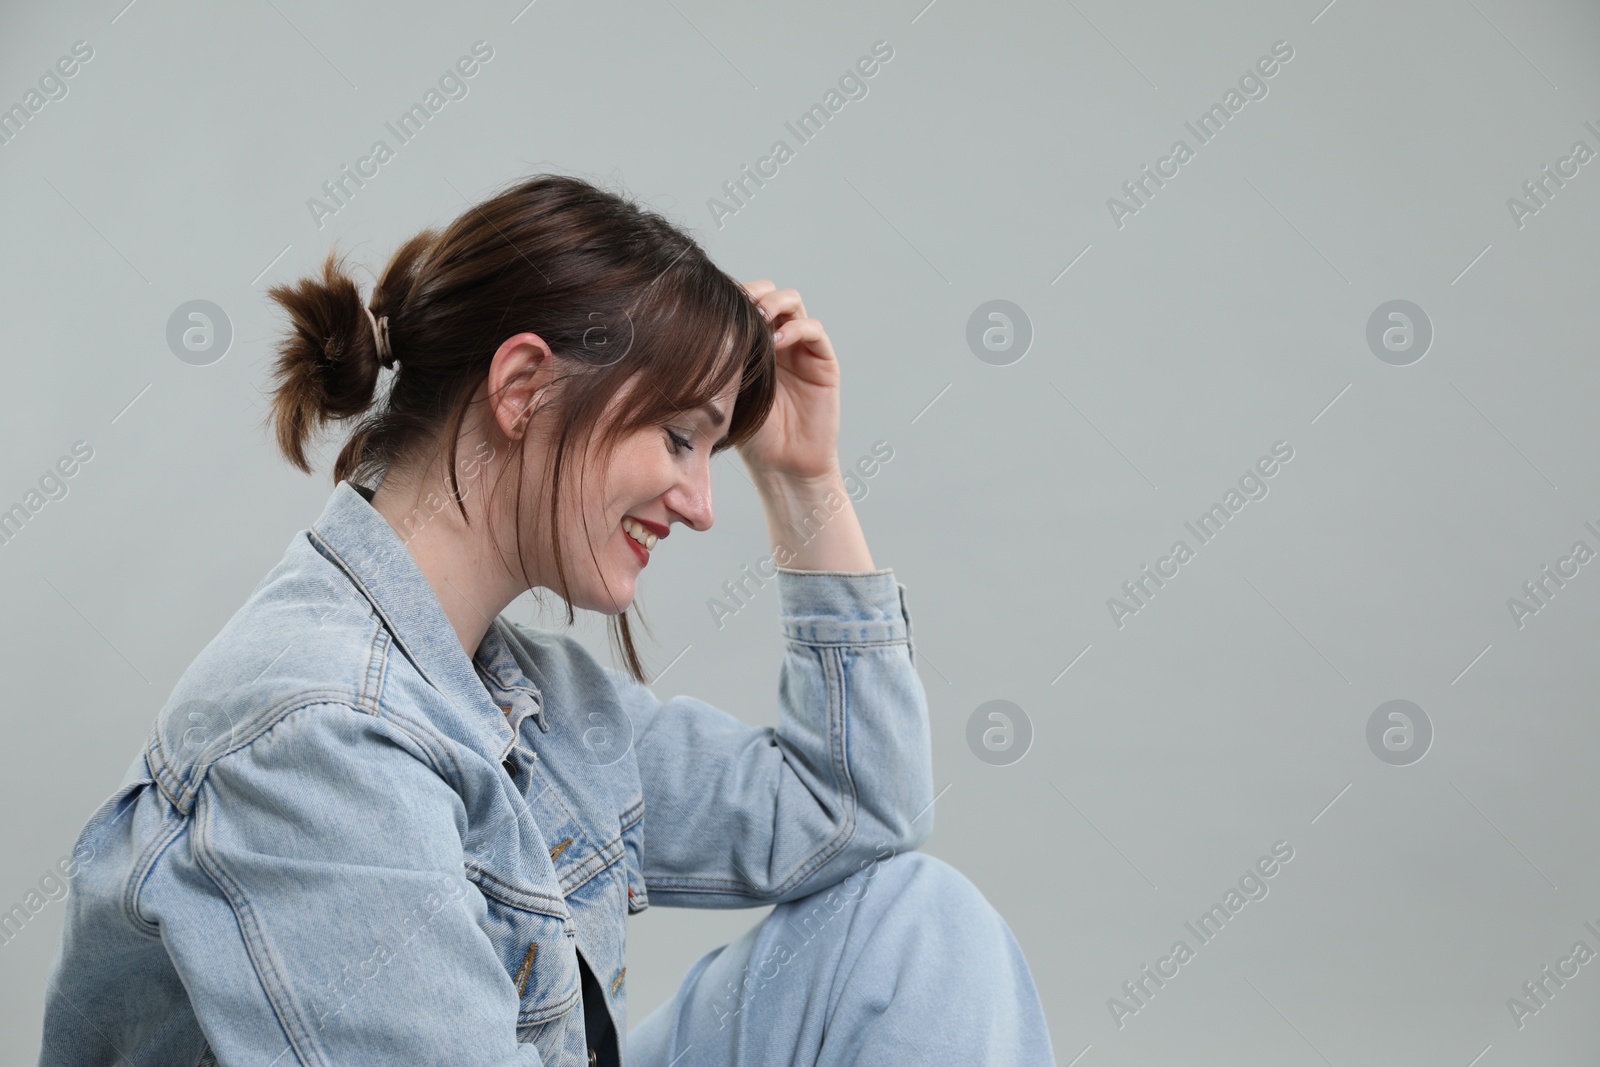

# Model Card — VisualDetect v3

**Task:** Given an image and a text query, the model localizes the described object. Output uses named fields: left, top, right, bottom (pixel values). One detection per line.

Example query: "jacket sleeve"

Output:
left=605, top=567, right=934, bottom=908
left=146, top=702, right=545, bottom=1067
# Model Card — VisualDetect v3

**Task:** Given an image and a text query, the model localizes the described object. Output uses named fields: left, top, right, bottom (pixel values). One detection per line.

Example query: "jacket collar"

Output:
left=306, top=480, right=546, bottom=748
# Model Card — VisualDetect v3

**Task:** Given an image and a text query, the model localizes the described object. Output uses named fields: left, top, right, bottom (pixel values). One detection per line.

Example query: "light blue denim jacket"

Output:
left=38, top=480, right=933, bottom=1066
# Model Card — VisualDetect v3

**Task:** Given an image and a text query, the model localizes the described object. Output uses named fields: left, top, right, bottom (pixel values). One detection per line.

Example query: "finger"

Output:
left=772, top=316, right=830, bottom=352
left=758, top=287, right=807, bottom=326
left=742, top=279, right=777, bottom=300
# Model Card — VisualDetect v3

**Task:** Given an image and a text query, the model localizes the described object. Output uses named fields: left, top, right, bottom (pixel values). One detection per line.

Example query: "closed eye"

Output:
left=666, top=429, right=694, bottom=456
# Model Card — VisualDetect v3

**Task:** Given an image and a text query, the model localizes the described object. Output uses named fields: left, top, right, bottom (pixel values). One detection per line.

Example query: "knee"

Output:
left=860, top=850, right=993, bottom=920
left=842, top=851, right=1022, bottom=978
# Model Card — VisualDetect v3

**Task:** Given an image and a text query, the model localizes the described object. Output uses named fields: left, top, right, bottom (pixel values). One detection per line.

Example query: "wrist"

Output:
left=750, top=466, right=874, bottom=573
left=753, top=471, right=849, bottom=528
left=748, top=461, right=844, bottom=499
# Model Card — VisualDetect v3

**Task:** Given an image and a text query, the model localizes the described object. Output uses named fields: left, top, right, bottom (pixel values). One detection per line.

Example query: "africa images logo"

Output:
left=1106, top=40, right=1295, bottom=229
left=1107, top=840, right=1295, bottom=1029
left=1106, top=441, right=1294, bottom=628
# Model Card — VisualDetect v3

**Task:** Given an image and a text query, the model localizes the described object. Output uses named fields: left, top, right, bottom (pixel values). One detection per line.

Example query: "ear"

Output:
left=487, top=333, right=556, bottom=440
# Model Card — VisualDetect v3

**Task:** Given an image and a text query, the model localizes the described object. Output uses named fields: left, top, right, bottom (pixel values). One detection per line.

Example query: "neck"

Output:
left=367, top=469, right=523, bottom=661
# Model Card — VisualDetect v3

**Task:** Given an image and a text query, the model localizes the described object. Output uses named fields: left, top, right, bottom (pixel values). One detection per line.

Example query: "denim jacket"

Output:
left=37, top=480, right=933, bottom=1067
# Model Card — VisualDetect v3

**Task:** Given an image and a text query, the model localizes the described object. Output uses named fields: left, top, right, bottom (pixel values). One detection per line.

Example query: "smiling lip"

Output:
left=624, top=516, right=670, bottom=538
left=622, top=516, right=666, bottom=568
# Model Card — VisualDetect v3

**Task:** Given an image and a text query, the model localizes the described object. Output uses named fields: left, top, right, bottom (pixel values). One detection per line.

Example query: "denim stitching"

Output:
left=897, top=582, right=916, bottom=666
left=517, top=980, right=581, bottom=1026
left=192, top=788, right=328, bottom=1067
left=305, top=528, right=449, bottom=712
left=780, top=633, right=909, bottom=649
left=147, top=692, right=372, bottom=815
left=124, top=812, right=185, bottom=938
left=622, top=816, right=649, bottom=913
left=379, top=703, right=463, bottom=790
left=512, top=926, right=580, bottom=1025
left=766, top=643, right=859, bottom=896
left=463, top=866, right=569, bottom=919
left=556, top=834, right=626, bottom=897
left=619, top=797, right=645, bottom=830
left=639, top=644, right=860, bottom=902
left=357, top=626, right=389, bottom=714
left=519, top=760, right=625, bottom=897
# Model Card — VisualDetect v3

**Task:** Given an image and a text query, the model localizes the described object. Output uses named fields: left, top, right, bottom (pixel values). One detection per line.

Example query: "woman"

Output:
left=38, top=174, right=1055, bottom=1066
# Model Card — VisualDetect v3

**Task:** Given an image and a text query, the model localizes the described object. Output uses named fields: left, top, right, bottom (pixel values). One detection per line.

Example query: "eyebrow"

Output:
left=701, top=401, right=730, bottom=445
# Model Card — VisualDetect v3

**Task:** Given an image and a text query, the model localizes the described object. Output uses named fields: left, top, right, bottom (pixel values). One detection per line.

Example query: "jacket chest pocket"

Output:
left=468, top=871, right=583, bottom=1031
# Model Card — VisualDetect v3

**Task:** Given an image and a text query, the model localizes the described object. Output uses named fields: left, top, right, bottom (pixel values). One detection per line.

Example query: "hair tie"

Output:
left=363, top=305, right=395, bottom=368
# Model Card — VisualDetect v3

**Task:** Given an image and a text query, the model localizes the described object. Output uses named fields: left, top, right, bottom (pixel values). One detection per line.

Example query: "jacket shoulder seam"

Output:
left=149, top=692, right=373, bottom=814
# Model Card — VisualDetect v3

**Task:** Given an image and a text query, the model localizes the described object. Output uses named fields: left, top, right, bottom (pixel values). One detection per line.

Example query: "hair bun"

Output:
left=264, top=249, right=385, bottom=473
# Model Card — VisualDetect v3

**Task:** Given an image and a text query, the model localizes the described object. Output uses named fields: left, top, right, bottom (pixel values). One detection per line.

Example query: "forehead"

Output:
left=703, top=339, right=744, bottom=409
left=711, top=370, right=742, bottom=406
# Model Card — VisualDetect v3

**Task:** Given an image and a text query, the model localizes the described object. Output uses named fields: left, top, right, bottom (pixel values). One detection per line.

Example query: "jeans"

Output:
left=626, top=852, right=1056, bottom=1066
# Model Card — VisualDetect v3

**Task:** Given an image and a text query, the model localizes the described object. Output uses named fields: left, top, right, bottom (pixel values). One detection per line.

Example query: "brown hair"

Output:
left=263, top=172, right=777, bottom=681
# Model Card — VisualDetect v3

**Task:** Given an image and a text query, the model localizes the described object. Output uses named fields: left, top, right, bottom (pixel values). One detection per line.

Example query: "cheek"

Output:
left=611, top=444, right=674, bottom=504
left=587, top=508, right=623, bottom=559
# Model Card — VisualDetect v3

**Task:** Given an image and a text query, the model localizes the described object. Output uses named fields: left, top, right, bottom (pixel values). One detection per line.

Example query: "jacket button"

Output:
left=502, top=757, right=516, bottom=778
left=587, top=1048, right=598, bottom=1067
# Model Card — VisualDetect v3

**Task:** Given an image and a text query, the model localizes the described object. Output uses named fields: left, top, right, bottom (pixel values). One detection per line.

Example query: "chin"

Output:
left=578, top=577, right=636, bottom=616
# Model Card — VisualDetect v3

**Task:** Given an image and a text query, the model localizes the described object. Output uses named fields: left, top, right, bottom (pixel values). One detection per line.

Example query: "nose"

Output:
left=665, top=457, right=715, bottom=533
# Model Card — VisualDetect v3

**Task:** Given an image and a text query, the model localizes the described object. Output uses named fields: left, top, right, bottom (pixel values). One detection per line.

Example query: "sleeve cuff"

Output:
left=775, top=567, right=913, bottom=648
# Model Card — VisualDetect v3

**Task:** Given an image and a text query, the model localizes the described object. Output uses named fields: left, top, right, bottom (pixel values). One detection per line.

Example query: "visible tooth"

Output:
left=623, top=519, right=653, bottom=549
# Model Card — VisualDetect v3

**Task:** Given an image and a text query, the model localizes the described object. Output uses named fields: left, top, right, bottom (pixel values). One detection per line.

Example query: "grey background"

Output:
left=3, top=0, right=1598, bottom=1062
